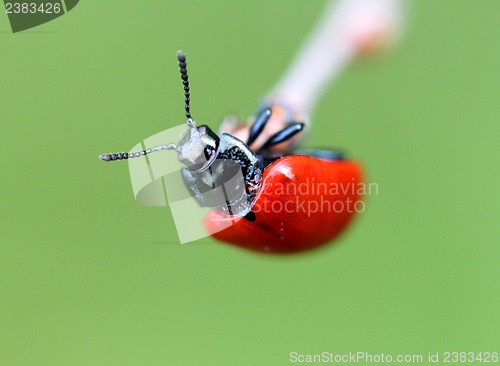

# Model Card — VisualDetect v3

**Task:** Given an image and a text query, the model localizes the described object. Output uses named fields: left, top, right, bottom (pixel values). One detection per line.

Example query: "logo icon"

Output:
left=3, top=0, right=79, bottom=33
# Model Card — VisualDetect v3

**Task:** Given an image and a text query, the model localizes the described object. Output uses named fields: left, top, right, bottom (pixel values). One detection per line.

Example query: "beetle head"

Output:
left=177, top=124, right=220, bottom=170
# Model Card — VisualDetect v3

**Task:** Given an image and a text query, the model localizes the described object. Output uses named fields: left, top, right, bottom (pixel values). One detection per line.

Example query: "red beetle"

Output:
left=100, top=52, right=363, bottom=254
left=206, top=154, right=362, bottom=253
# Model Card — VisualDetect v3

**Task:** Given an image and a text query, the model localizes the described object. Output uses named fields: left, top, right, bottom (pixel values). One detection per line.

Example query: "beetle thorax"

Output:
left=177, top=124, right=263, bottom=217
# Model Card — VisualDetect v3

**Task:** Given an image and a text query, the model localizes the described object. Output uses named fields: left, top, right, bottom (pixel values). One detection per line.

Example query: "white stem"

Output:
left=267, top=0, right=403, bottom=120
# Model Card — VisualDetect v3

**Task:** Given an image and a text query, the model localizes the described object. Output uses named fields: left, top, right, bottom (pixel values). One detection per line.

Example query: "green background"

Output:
left=1, top=1, right=499, bottom=365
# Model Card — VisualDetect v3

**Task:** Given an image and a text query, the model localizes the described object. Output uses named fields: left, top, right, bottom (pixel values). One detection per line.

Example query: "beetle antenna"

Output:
left=100, top=52, right=194, bottom=163
left=177, top=51, right=195, bottom=128
left=100, top=143, right=177, bottom=162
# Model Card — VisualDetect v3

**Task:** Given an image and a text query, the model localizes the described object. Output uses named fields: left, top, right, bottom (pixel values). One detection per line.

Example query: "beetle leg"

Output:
left=243, top=210, right=256, bottom=222
left=257, top=123, right=304, bottom=153
left=246, top=107, right=272, bottom=146
left=294, top=149, right=345, bottom=161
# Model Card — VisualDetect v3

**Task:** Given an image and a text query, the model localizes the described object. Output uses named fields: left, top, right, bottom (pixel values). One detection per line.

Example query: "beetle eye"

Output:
left=203, top=145, right=216, bottom=160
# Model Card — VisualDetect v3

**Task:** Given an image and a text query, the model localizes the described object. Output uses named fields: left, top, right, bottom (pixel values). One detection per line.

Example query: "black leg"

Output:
left=243, top=210, right=256, bottom=222
left=247, top=107, right=272, bottom=146
left=294, top=149, right=345, bottom=161
left=258, top=123, right=304, bottom=152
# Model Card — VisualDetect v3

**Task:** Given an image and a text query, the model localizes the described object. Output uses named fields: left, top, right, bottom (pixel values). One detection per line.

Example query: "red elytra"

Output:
left=205, top=155, right=363, bottom=254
